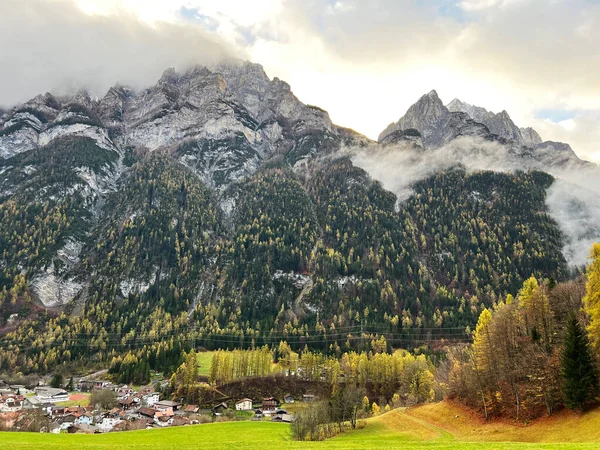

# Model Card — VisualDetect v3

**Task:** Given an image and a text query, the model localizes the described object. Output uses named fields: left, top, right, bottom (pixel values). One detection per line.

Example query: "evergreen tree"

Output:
left=561, top=314, right=599, bottom=410
left=50, top=374, right=64, bottom=389
left=66, top=376, right=74, bottom=392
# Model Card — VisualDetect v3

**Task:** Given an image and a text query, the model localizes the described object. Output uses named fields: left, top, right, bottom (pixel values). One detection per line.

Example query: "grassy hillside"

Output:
left=404, top=401, right=600, bottom=443
left=196, top=351, right=214, bottom=377
left=3, top=402, right=600, bottom=449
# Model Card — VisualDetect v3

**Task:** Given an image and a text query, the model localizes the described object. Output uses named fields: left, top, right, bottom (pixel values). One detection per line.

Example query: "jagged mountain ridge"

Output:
left=0, top=60, right=596, bottom=376
left=379, top=90, right=561, bottom=154
left=0, top=59, right=371, bottom=309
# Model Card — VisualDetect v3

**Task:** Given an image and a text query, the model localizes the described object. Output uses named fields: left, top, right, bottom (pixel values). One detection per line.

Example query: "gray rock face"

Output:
left=381, top=92, right=558, bottom=154
left=446, top=98, right=489, bottom=124
left=447, top=98, right=544, bottom=146
left=1, top=59, right=369, bottom=189
left=379, top=91, right=492, bottom=148
left=379, top=128, right=424, bottom=148
left=379, top=90, right=447, bottom=146
left=521, top=127, right=543, bottom=146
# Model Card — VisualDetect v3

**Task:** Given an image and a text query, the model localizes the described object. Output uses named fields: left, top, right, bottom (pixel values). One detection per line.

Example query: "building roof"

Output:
left=212, top=402, right=228, bottom=409
left=272, top=413, right=292, bottom=423
left=183, top=405, right=199, bottom=412
left=155, top=400, right=182, bottom=407
left=35, top=387, right=68, bottom=397
left=236, top=398, right=252, bottom=404
left=138, top=407, right=157, bottom=418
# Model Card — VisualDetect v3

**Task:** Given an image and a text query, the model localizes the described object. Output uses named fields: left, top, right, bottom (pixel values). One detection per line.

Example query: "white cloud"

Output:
left=458, top=0, right=527, bottom=11
left=0, top=0, right=236, bottom=105
left=348, top=137, right=600, bottom=266
left=1, top=0, right=599, bottom=163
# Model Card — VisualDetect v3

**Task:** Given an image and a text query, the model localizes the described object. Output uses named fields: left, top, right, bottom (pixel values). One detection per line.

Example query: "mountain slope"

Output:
left=0, top=60, right=595, bottom=377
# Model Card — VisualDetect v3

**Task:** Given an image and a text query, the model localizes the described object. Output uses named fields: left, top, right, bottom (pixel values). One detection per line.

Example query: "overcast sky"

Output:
left=1, top=0, right=599, bottom=162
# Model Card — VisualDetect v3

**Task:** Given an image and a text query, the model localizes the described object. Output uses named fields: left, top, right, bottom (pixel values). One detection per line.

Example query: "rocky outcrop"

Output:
left=379, top=91, right=493, bottom=148
left=521, top=127, right=543, bottom=146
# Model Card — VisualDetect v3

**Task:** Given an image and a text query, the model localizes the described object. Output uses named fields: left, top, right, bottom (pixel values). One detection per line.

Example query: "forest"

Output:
left=0, top=135, right=581, bottom=398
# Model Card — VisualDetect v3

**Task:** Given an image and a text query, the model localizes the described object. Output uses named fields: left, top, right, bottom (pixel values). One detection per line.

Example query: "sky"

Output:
left=1, top=0, right=599, bottom=162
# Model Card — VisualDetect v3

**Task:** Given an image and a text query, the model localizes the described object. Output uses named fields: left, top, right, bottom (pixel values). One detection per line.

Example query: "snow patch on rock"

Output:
left=31, top=268, right=83, bottom=308
left=273, top=270, right=311, bottom=289
left=119, top=279, right=151, bottom=298
left=39, top=124, right=116, bottom=151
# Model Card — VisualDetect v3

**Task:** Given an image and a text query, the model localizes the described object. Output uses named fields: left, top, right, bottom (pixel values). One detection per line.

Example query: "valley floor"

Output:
left=3, top=401, right=600, bottom=450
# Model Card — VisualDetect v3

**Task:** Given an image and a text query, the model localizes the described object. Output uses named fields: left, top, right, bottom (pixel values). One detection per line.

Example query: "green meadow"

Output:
left=3, top=402, right=600, bottom=450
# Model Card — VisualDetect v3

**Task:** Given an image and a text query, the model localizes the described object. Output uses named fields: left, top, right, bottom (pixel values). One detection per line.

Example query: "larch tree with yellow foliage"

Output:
left=584, top=243, right=600, bottom=357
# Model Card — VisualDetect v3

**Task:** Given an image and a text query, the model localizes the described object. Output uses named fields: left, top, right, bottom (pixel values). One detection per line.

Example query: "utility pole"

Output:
left=360, top=319, right=364, bottom=351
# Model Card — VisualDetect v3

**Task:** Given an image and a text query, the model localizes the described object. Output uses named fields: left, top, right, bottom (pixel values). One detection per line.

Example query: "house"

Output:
left=66, top=406, right=88, bottom=415
left=303, top=394, right=315, bottom=403
left=97, top=415, right=122, bottom=432
left=283, top=393, right=294, bottom=404
left=77, top=380, right=112, bottom=392
left=138, top=407, right=157, bottom=419
left=34, top=401, right=55, bottom=415
left=262, top=397, right=278, bottom=411
left=212, top=402, right=228, bottom=416
left=155, top=400, right=182, bottom=412
left=235, top=398, right=253, bottom=411
left=58, top=414, right=77, bottom=431
left=143, top=392, right=160, bottom=407
left=118, top=396, right=139, bottom=410
left=183, top=404, right=199, bottom=414
left=272, top=413, right=292, bottom=423
left=50, top=406, right=66, bottom=417
left=34, top=387, right=69, bottom=403
left=116, top=386, right=134, bottom=400
left=152, top=409, right=174, bottom=427
left=253, top=409, right=263, bottom=420
left=74, top=412, right=93, bottom=425
left=0, top=393, right=26, bottom=412
left=172, top=416, right=190, bottom=426
left=9, top=385, right=29, bottom=394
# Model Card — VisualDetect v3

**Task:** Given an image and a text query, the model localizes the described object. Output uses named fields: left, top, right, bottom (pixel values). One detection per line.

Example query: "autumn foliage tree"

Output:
left=584, top=243, right=600, bottom=357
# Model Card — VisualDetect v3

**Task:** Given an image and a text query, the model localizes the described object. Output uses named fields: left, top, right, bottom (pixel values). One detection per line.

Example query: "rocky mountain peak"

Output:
left=444, top=98, right=545, bottom=147
left=520, top=126, right=543, bottom=146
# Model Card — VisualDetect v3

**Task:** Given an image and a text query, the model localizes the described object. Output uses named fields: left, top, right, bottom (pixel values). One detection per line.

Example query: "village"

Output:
left=0, top=376, right=313, bottom=434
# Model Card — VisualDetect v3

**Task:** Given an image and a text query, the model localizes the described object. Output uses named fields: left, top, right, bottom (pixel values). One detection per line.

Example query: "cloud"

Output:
left=348, top=138, right=600, bottom=266
left=0, top=0, right=236, bottom=106
left=0, top=0, right=599, bottom=163
left=218, top=0, right=600, bottom=162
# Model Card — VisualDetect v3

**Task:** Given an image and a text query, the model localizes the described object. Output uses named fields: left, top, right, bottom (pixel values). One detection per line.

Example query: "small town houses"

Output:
left=0, top=393, right=27, bottom=412
left=0, top=380, right=313, bottom=434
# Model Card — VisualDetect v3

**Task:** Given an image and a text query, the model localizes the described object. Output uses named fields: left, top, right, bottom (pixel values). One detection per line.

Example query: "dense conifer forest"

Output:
left=0, top=134, right=571, bottom=381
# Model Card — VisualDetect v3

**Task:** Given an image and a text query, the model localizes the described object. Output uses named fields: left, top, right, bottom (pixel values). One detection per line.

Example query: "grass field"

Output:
left=55, top=393, right=91, bottom=407
left=3, top=401, right=600, bottom=449
left=196, top=351, right=214, bottom=377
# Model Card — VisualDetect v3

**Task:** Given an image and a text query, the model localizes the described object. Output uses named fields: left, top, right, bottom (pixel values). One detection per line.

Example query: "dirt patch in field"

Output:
left=68, top=394, right=89, bottom=402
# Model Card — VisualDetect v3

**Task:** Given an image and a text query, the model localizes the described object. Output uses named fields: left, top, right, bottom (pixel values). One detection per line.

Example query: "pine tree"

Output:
left=561, top=314, right=599, bottom=410
left=584, top=243, right=600, bottom=356
left=50, top=373, right=64, bottom=389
